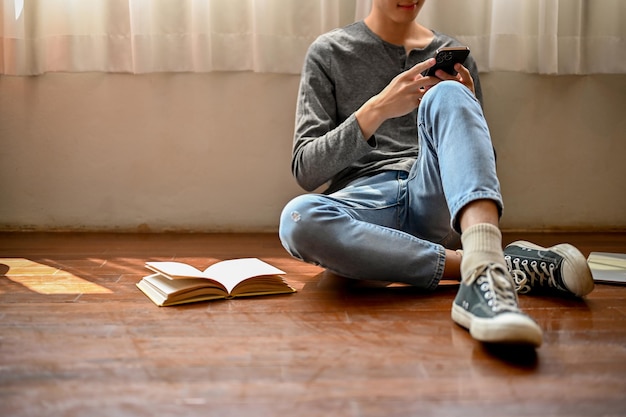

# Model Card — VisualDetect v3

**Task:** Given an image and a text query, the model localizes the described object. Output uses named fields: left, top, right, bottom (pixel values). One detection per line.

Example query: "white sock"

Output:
left=460, top=223, right=506, bottom=281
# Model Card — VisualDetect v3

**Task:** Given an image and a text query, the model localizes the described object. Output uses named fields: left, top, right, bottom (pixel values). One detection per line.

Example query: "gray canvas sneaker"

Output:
left=504, top=241, right=594, bottom=297
left=452, top=263, right=543, bottom=347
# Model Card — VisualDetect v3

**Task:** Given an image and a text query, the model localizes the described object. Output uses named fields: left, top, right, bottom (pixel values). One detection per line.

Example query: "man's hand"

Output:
left=434, top=63, right=476, bottom=96
left=355, top=57, right=440, bottom=139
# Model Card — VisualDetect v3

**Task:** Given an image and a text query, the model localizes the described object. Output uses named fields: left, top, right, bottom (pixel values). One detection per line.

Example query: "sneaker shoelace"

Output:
left=505, top=256, right=559, bottom=293
left=469, top=264, right=521, bottom=313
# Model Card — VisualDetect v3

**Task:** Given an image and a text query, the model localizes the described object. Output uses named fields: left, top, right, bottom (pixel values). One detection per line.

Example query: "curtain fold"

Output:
left=357, top=0, right=626, bottom=74
left=0, top=0, right=354, bottom=75
left=1, top=0, right=624, bottom=75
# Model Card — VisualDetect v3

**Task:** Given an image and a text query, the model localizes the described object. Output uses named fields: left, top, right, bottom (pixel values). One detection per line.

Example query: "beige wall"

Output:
left=1, top=71, right=624, bottom=232
left=482, top=73, right=626, bottom=230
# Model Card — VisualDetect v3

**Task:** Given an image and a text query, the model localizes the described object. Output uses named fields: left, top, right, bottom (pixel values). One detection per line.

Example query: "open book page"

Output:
left=137, top=259, right=293, bottom=306
left=137, top=274, right=228, bottom=306
left=143, top=273, right=226, bottom=295
left=229, top=275, right=295, bottom=297
left=144, top=258, right=286, bottom=293
left=145, top=262, right=207, bottom=279
left=203, top=258, right=286, bottom=294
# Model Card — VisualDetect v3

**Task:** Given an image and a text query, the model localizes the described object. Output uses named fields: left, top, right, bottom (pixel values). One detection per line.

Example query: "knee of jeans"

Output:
left=278, top=194, right=327, bottom=259
left=423, top=80, right=469, bottom=106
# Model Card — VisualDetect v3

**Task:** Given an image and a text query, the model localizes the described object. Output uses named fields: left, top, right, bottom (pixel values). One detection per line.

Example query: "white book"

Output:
left=587, top=252, right=626, bottom=284
left=136, top=258, right=295, bottom=306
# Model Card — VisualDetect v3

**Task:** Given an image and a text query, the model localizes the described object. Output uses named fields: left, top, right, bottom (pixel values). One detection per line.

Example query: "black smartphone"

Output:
left=422, top=46, right=470, bottom=77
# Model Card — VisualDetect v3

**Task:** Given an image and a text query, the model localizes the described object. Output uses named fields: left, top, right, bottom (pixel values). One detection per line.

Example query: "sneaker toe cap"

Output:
left=556, top=244, right=595, bottom=296
left=470, top=313, right=543, bottom=347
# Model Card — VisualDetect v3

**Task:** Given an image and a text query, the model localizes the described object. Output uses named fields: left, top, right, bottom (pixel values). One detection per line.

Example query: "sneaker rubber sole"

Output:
left=452, top=303, right=543, bottom=347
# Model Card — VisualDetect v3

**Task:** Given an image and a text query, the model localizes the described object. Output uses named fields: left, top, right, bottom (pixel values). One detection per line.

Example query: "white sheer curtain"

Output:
left=2, top=0, right=624, bottom=75
left=0, top=0, right=355, bottom=75
left=357, top=0, right=626, bottom=74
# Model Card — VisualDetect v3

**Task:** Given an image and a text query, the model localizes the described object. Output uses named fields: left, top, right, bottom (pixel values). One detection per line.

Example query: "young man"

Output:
left=279, top=0, right=593, bottom=347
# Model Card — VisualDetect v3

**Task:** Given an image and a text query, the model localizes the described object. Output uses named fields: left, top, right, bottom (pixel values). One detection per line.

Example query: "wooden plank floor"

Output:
left=1, top=232, right=625, bottom=417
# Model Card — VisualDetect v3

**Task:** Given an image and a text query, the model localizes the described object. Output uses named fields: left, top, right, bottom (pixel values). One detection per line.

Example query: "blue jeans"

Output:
left=279, top=81, right=503, bottom=289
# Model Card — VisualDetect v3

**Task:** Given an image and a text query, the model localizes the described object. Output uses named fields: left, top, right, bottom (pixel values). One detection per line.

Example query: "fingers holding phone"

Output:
left=422, top=46, right=469, bottom=77
left=435, top=63, right=476, bottom=96
left=424, top=46, right=475, bottom=96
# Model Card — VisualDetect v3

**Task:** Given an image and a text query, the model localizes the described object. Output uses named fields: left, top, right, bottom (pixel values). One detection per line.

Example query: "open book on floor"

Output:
left=587, top=252, right=626, bottom=285
left=136, top=258, right=296, bottom=306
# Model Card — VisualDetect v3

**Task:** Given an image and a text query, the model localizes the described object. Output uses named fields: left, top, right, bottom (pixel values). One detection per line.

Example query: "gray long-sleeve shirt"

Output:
left=292, top=21, right=482, bottom=193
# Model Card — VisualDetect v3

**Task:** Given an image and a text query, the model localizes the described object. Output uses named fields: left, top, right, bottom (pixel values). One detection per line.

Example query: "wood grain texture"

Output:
left=1, top=232, right=625, bottom=417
